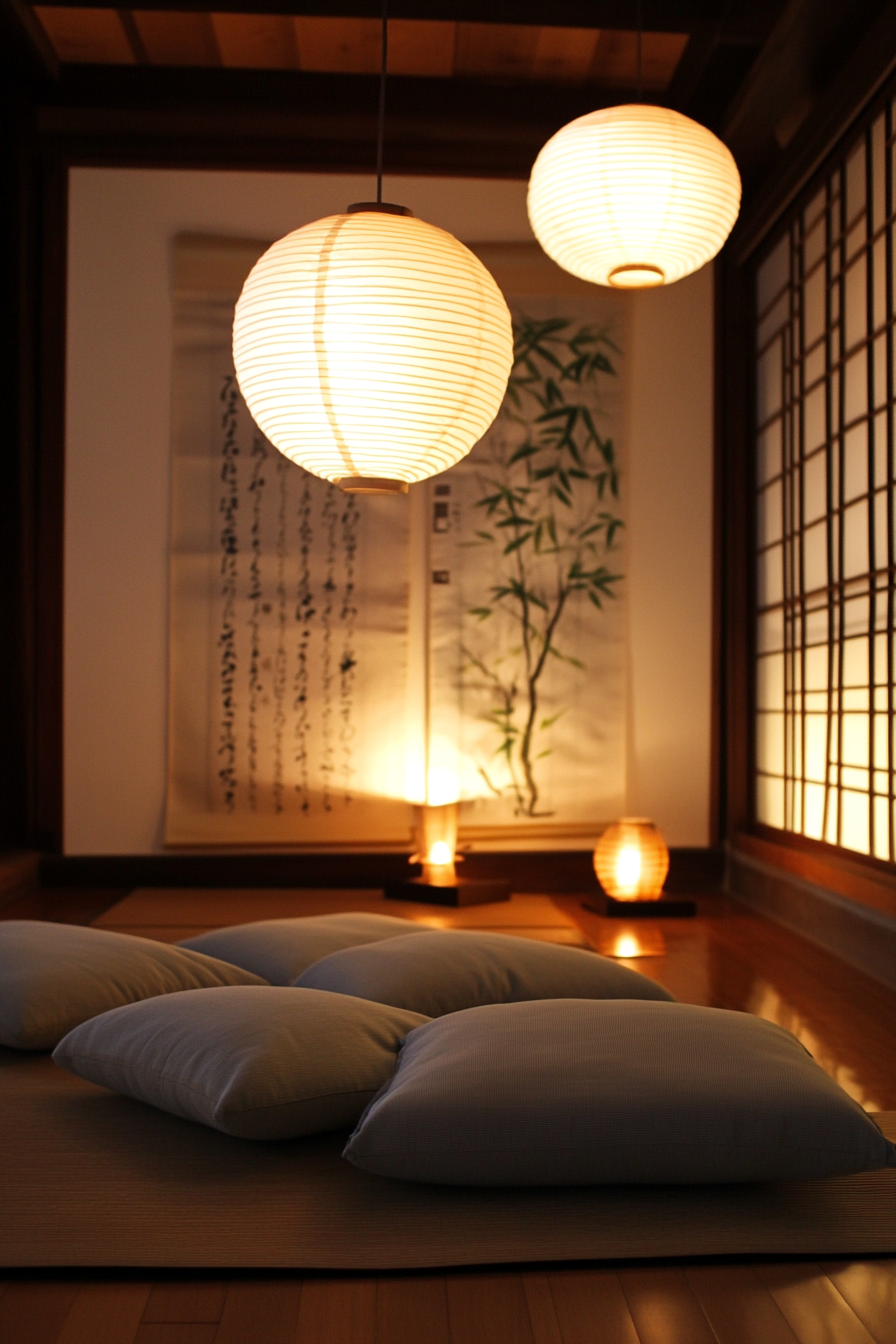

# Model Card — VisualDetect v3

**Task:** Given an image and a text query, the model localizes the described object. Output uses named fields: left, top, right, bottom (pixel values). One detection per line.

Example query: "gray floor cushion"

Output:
left=178, top=912, right=426, bottom=985
left=295, top=929, right=675, bottom=1016
left=0, top=920, right=268, bottom=1051
left=344, top=999, right=896, bottom=1185
left=53, top=986, right=429, bottom=1140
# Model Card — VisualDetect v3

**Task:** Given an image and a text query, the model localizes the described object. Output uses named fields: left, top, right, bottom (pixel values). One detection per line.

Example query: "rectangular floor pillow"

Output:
left=295, top=930, right=675, bottom=1016
left=343, top=999, right=896, bottom=1184
left=178, top=912, right=425, bottom=985
left=53, top=986, right=429, bottom=1140
left=0, top=920, right=267, bottom=1050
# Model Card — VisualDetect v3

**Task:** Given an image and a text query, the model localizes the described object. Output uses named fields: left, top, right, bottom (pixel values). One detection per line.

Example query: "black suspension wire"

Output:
left=376, top=0, right=388, bottom=203
left=636, top=0, right=643, bottom=101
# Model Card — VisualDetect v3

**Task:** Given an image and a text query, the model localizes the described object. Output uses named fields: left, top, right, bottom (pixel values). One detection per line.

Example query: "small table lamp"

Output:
left=584, top=818, right=695, bottom=917
left=385, top=803, right=511, bottom=907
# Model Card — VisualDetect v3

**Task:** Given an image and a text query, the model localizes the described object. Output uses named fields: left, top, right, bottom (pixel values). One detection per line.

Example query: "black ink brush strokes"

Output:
left=339, top=495, right=359, bottom=804
left=217, top=376, right=240, bottom=810
left=320, top=485, right=338, bottom=812
left=246, top=428, right=268, bottom=810
left=294, top=477, right=314, bottom=813
left=272, top=449, right=288, bottom=814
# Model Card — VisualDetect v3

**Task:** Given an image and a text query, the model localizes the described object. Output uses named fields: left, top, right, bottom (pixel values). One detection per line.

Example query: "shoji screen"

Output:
left=754, top=102, right=896, bottom=860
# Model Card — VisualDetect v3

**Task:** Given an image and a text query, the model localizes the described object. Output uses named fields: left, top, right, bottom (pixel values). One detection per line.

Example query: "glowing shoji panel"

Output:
left=754, top=100, right=896, bottom=860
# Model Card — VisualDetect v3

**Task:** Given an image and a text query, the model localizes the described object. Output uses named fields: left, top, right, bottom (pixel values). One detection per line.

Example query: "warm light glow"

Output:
left=614, top=844, right=642, bottom=895
left=613, top=933, right=642, bottom=958
left=426, top=762, right=461, bottom=807
left=233, top=209, right=514, bottom=490
left=415, top=801, right=459, bottom=886
left=527, top=104, right=742, bottom=289
left=595, top=926, right=667, bottom=958
left=427, top=840, right=453, bottom=867
left=593, top=817, right=669, bottom=901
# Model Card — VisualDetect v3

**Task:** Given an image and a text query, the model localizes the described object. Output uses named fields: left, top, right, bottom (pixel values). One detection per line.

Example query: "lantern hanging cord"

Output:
left=376, top=0, right=388, bottom=204
left=636, top=0, right=643, bottom=101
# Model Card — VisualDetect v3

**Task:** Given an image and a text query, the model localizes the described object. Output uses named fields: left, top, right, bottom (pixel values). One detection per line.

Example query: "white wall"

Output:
left=65, top=167, right=713, bottom=853
left=626, top=269, right=715, bottom=845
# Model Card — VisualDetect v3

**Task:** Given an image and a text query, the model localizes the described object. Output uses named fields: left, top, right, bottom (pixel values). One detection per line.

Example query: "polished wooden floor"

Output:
left=2, top=885, right=895, bottom=1344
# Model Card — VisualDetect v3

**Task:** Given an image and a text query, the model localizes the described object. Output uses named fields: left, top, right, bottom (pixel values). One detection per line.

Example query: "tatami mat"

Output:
left=2, top=1050, right=894, bottom=1269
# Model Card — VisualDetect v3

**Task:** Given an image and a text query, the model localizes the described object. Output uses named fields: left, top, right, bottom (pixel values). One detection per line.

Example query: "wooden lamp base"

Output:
left=385, top=877, right=511, bottom=908
left=583, top=890, right=696, bottom=918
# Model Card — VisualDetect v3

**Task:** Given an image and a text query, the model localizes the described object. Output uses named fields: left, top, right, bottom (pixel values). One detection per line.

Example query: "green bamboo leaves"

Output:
left=464, top=315, right=623, bottom=817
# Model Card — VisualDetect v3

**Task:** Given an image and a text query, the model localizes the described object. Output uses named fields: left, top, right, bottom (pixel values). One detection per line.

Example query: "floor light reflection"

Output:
left=596, top=927, right=666, bottom=958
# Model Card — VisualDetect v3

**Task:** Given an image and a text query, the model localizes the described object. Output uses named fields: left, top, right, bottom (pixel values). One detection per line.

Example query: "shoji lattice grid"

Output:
left=755, top=102, right=896, bottom=860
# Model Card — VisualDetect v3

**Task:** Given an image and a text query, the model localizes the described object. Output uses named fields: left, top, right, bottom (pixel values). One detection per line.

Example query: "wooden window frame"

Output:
left=721, top=50, right=896, bottom=922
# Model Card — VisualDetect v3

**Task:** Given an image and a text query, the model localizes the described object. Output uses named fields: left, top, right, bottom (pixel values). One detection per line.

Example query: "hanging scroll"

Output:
left=419, top=282, right=627, bottom=847
left=165, top=236, right=626, bottom=850
left=166, top=240, right=411, bottom=846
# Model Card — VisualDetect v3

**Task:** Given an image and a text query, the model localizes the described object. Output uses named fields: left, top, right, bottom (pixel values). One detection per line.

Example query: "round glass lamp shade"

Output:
left=593, top=818, right=669, bottom=901
left=527, top=104, right=742, bottom=289
left=232, top=209, right=514, bottom=491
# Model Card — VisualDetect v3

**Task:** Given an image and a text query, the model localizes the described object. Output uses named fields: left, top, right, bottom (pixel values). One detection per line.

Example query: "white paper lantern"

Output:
left=527, top=104, right=742, bottom=289
left=232, top=206, right=514, bottom=492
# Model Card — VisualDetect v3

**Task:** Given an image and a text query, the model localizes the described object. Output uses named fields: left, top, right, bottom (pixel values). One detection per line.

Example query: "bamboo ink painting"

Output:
left=166, top=236, right=626, bottom=849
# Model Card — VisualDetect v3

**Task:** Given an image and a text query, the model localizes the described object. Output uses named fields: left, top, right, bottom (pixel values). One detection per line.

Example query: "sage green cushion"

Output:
left=53, top=986, right=429, bottom=1140
left=344, top=1000, right=896, bottom=1185
left=0, top=920, right=267, bottom=1051
left=295, top=930, right=675, bottom=1016
left=179, top=912, right=424, bottom=985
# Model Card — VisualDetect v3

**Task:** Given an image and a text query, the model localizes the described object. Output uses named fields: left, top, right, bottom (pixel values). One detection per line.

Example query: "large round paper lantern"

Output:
left=233, top=205, right=514, bottom=492
left=527, top=105, right=741, bottom=289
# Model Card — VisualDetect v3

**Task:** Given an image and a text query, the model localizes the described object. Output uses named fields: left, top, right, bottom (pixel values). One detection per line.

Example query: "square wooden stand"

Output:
left=385, top=878, right=512, bottom=908
left=583, top=891, right=696, bottom=918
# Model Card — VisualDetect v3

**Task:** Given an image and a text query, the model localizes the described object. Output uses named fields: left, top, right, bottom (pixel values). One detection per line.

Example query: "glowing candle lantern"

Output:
left=385, top=799, right=511, bottom=906
left=593, top=818, right=669, bottom=901
left=233, top=204, right=514, bottom=493
left=417, top=805, right=458, bottom=887
left=527, top=104, right=741, bottom=289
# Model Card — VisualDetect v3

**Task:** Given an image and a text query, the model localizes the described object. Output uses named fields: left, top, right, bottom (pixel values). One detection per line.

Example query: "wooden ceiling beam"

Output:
left=1, top=0, right=59, bottom=78
left=732, top=0, right=896, bottom=256
left=35, top=63, right=642, bottom=176
left=666, top=1, right=783, bottom=128
left=722, top=0, right=890, bottom=190
left=28, top=0, right=720, bottom=28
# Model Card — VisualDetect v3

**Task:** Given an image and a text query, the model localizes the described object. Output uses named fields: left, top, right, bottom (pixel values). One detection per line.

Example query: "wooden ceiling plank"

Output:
left=454, top=20, right=541, bottom=81
left=210, top=11, right=297, bottom=69
left=294, top=16, right=381, bottom=75
left=116, top=7, right=149, bottom=62
left=2, top=0, right=60, bottom=77
left=531, top=25, right=600, bottom=82
left=33, top=5, right=135, bottom=62
left=388, top=18, right=455, bottom=78
left=132, top=10, right=221, bottom=66
left=24, top=0, right=717, bottom=25
left=590, top=28, right=688, bottom=91
left=642, top=31, right=690, bottom=89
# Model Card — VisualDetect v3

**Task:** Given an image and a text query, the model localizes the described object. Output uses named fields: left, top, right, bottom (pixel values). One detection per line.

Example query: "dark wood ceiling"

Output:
left=32, top=10, right=690, bottom=88
left=2, top=0, right=893, bottom=195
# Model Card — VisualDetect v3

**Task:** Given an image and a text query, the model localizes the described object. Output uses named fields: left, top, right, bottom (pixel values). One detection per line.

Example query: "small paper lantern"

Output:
left=233, top=205, right=514, bottom=492
left=527, top=104, right=741, bottom=289
left=414, top=802, right=459, bottom=887
left=593, top=818, right=669, bottom=901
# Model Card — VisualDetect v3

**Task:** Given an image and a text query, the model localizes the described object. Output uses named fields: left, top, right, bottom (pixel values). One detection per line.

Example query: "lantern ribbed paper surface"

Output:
left=528, top=104, right=742, bottom=289
left=232, top=210, right=514, bottom=487
left=594, top=818, right=670, bottom=901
